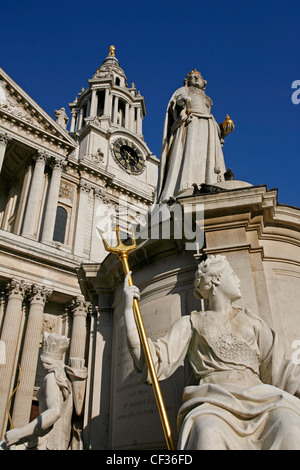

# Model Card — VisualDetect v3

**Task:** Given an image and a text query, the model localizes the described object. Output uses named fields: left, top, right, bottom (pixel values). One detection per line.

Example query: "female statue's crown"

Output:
left=186, top=69, right=202, bottom=77
left=42, top=332, right=70, bottom=360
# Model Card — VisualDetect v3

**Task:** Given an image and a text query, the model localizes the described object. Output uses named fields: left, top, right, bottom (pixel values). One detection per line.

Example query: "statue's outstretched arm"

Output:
left=220, top=115, right=235, bottom=138
left=5, top=373, right=61, bottom=448
left=123, top=272, right=145, bottom=370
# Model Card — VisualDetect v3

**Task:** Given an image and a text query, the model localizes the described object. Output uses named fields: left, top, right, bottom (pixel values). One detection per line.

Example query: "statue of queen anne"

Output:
left=156, top=70, right=234, bottom=203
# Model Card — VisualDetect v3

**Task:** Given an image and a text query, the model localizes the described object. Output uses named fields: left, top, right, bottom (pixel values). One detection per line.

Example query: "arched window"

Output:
left=53, top=206, right=67, bottom=244
left=115, top=77, right=120, bottom=86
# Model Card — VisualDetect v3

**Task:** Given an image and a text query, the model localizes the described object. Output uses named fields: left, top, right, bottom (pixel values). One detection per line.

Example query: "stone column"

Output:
left=70, top=295, right=91, bottom=360
left=90, top=89, right=98, bottom=117
left=0, top=132, right=11, bottom=173
left=130, top=106, right=135, bottom=133
left=41, top=158, right=65, bottom=243
left=104, top=88, right=111, bottom=116
left=90, top=189, right=109, bottom=261
left=68, top=295, right=90, bottom=418
left=113, top=95, right=119, bottom=124
left=75, top=110, right=80, bottom=132
left=0, top=279, right=27, bottom=437
left=22, top=151, right=48, bottom=239
left=70, top=110, right=77, bottom=133
left=0, top=289, right=5, bottom=329
left=78, top=108, right=84, bottom=130
left=73, top=181, right=91, bottom=257
left=136, top=107, right=143, bottom=134
left=86, top=98, right=91, bottom=118
left=12, top=285, right=52, bottom=428
left=125, top=102, right=130, bottom=129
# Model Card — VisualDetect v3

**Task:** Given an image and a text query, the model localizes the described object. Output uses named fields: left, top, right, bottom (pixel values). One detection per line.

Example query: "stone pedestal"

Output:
left=78, top=184, right=300, bottom=450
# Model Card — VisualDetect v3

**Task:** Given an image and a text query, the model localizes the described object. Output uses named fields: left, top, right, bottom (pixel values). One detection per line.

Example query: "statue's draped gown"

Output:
left=156, top=85, right=226, bottom=203
left=142, top=308, right=300, bottom=449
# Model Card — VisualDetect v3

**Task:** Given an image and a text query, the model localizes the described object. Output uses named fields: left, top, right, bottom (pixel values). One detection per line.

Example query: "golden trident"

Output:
left=100, top=227, right=175, bottom=450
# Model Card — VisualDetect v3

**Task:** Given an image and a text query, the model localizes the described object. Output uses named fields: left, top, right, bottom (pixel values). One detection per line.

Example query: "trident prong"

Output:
left=99, top=226, right=137, bottom=257
left=99, top=225, right=175, bottom=450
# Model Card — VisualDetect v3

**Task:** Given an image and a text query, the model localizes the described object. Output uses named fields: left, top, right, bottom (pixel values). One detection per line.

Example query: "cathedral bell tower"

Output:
left=68, top=46, right=158, bottom=260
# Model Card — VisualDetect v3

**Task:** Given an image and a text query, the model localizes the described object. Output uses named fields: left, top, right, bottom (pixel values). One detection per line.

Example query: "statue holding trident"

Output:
left=122, top=253, right=300, bottom=450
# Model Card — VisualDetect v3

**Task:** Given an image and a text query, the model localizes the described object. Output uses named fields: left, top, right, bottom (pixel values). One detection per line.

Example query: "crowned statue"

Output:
left=156, top=69, right=234, bottom=203
left=124, top=255, right=300, bottom=449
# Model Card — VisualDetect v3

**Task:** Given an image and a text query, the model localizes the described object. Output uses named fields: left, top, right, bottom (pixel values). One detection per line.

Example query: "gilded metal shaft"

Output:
left=120, top=253, right=175, bottom=450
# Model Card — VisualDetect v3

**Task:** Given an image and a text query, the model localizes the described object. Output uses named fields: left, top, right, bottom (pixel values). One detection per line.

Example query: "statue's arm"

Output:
left=5, top=373, right=61, bottom=447
left=123, top=272, right=144, bottom=370
left=219, top=115, right=235, bottom=139
left=167, top=91, right=192, bottom=132
left=256, top=314, right=300, bottom=396
left=124, top=273, right=193, bottom=380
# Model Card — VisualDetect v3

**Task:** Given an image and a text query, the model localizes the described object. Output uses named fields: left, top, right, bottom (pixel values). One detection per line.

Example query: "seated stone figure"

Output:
left=3, top=332, right=87, bottom=450
left=123, top=255, right=300, bottom=450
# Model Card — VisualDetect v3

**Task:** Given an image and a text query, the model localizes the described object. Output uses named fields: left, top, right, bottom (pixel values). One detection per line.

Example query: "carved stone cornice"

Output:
left=80, top=147, right=104, bottom=165
left=0, top=69, right=77, bottom=154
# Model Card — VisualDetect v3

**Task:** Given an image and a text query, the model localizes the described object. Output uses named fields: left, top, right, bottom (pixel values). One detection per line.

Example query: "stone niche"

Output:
left=80, top=184, right=300, bottom=450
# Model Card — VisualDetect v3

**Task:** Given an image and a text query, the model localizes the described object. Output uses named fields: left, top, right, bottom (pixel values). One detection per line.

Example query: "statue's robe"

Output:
left=141, top=308, right=300, bottom=449
left=156, top=85, right=226, bottom=203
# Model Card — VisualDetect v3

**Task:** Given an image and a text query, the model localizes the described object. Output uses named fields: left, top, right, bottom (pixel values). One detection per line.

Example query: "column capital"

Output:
left=78, top=180, right=92, bottom=194
left=33, top=149, right=50, bottom=164
left=6, top=279, right=28, bottom=300
left=0, top=132, right=11, bottom=146
left=93, top=187, right=110, bottom=202
left=49, top=156, right=67, bottom=171
left=70, top=295, right=91, bottom=317
left=29, top=284, right=53, bottom=306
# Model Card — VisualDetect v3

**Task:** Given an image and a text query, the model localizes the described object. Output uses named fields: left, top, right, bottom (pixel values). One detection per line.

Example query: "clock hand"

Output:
left=123, top=150, right=131, bottom=161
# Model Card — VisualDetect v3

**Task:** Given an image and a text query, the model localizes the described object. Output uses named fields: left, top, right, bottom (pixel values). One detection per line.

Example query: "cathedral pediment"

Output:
left=0, top=68, right=76, bottom=155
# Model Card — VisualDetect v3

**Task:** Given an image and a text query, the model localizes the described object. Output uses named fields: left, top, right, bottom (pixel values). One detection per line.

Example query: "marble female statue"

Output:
left=3, top=332, right=87, bottom=450
left=124, top=255, right=300, bottom=449
left=156, top=70, right=234, bottom=203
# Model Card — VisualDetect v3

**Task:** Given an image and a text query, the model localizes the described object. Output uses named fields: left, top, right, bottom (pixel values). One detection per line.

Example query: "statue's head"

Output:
left=184, top=69, right=207, bottom=90
left=41, top=332, right=70, bottom=361
left=194, top=255, right=241, bottom=302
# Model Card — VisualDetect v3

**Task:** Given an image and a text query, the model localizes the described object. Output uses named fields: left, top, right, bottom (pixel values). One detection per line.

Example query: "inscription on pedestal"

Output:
left=111, top=293, right=184, bottom=449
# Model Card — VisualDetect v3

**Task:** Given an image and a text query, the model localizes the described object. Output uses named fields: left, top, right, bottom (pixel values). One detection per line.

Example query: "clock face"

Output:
left=112, top=138, right=145, bottom=174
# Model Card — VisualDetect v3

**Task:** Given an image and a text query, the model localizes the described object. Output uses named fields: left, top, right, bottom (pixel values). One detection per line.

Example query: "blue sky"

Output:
left=1, top=0, right=299, bottom=207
